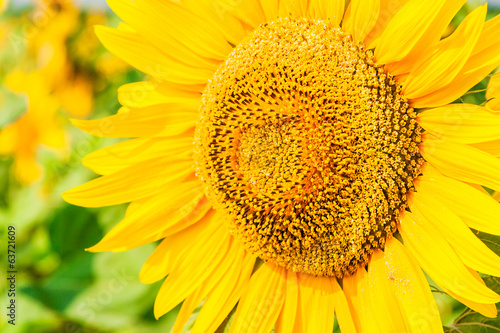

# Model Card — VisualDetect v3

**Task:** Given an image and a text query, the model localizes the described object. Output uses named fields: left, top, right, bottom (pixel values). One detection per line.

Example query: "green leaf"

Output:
left=443, top=304, right=500, bottom=332
left=64, top=245, right=160, bottom=331
left=443, top=233, right=500, bottom=332
left=21, top=253, right=95, bottom=312
left=476, top=231, right=500, bottom=257
left=49, top=205, right=103, bottom=260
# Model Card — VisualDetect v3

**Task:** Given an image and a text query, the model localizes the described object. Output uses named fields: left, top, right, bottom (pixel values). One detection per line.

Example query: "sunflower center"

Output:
left=194, top=17, right=424, bottom=277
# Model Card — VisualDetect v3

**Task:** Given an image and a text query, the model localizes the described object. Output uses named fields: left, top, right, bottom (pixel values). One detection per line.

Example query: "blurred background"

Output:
left=0, top=0, right=499, bottom=332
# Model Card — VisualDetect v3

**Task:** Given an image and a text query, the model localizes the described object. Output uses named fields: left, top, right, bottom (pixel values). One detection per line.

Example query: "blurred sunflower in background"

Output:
left=0, top=0, right=129, bottom=186
left=63, top=0, right=500, bottom=332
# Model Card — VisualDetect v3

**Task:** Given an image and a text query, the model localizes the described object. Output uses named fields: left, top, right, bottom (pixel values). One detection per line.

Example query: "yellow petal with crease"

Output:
left=172, top=239, right=241, bottom=333
left=95, top=26, right=215, bottom=85
left=139, top=212, right=216, bottom=284
left=487, top=71, right=500, bottom=111
left=307, top=0, right=344, bottom=25
left=87, top=180, right=207, bottom=252
left=375, top=0, right=451, bottom=64
left=230, top=263, right=286, bottom=333
left=182, top=0, right=247, bottom=46
left=399, top=211, right=500, bottom=303
left=260, top=0, right=280, bottom=21
left=82, top=137, right=192, bottom=175
left=404, top=5, right=485, bottom=98
left=364, top=0, right=410, bottom=48
left=343, top=267, right=381, bottom=333
left=220, top=0, right=266, bottom=29
left=107, top=0, right=231, bottom=61
left=382, top=238, right=443, bottom=332
left=62, top=157, right=193, bottom=207
left=418, top=165, right=500, bottom=235
left=118, top=81, right=201, bottom=108
left=367, top=249, right=407, bottom=333
left=192, top=252, right=256, bottom=333
left=418, top=104, right=500, bottom=144
left=421, top=135, right=500, bottom=192
left=473, top=139, right=500, bottom=157
left=343, top=0, right=380, bottom=44
left=70, top=104, right=197, bottom=138
left=279, top=0, right=309, bottom=17
left=294, top=274, right=336, bottom=333
left=411, top=188, right=500, bottom=276
left=331, top=279, right=357, bottom=332
left=154, top=226, right=230, bottom=318
left=412, top=14, right=500, bottom=108
left=275, top=270, right=299, bottom=333
left=441, top=267, right=498, bottom=318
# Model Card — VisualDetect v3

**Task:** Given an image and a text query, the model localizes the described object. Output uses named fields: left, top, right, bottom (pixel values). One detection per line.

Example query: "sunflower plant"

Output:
left=64, top=0, right=500, bottom=332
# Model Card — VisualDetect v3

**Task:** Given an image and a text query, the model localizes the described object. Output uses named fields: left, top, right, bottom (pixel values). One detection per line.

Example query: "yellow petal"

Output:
left=421, top=135, right=500, bottom=192
left=71, top=104, right=197, bottom=138
left=139, top=212, right=216, bottom=284
left=230, top=262, right=286, bottom=333
left=343, top=267, right=381, bottom=333
left=172, top=239, right=242, bottom=333
left=294, top=274, right=336, bottom=333
left=82, top=136, right=193, bottom=175
left=307, top=0, right=344, bottom=25
left=381, top=237, right=443, bottom=332
left=375, top=0, right=464, bottom=65
left=441, top=267, right=498, bottom=318
left=192, top=252, right=256, bottom=333
left=275, top=270, right=299, bottom=333
left=364, top=0, right=410, bottom=48
left=107, top=0, right=231, bottom=61
left=383, top=0, right=467, bottom=76
left=63, top=157, right=193, bottom=207
left=367, top=249, right=407, bottom=333
left=181, top=0, right=248, bottom=46
left=411, top=186, right=500, bottom=277
left=95, top=26, right=215, bottom=85
left=343, top=0, right=380, bottom=44
left=412, top=14, right=500, bottom=108
left=154, top=226, right=230, bottom=318
left=473, top=139, right=500, bottom=157
left=217, top=0, right=266, bottom=29
left=87, top=180, right=208, bottom=252
left=418, top=103, right=500, bottom=144
left=260, top=0, right=280, bottom=21
left=418, top=165, right=500, bottom=235
left=117, top=81, right=202, bottom=108
left=331, top=279, right=357, bottom=332
left=399, top=211, right=500, bottom=304
left=487, top=72, right=500, bottom=111
left=278, top=0, right=309, bottom=17
left=403, top=5, right=485, bottom=98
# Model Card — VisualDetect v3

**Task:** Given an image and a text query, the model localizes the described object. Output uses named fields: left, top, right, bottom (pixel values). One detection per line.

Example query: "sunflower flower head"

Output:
left=64, top=0, right=500, bottom=332
left=195, top=17, right=424, bottom=278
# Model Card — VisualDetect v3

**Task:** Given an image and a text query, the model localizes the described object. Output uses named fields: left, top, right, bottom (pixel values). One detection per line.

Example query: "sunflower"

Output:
left=63, top=0, right=500, bottom=331
left=0, top=0, right=92, bottom=184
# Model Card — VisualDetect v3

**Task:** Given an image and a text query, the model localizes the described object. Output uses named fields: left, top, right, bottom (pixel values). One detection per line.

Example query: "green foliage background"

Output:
left=0, top=1, right=499, bottom=332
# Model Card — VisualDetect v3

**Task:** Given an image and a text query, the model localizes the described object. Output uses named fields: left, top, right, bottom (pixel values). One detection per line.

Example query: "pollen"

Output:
left=194, top=17, right=424, bottom=278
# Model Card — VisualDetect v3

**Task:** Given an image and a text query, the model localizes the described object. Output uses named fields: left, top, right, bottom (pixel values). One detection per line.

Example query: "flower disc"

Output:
left=194, top=17, right=424, bottom=277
